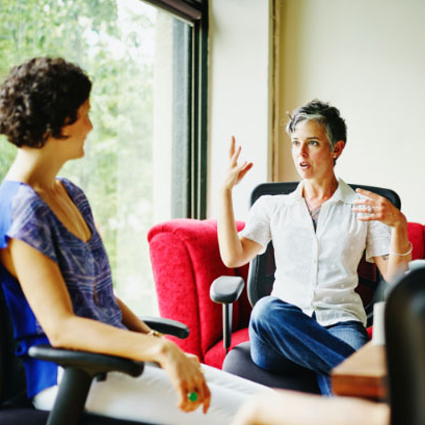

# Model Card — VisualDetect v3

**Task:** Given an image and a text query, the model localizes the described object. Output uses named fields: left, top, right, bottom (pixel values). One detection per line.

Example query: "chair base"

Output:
left=222, top=342, right=321, bottom=393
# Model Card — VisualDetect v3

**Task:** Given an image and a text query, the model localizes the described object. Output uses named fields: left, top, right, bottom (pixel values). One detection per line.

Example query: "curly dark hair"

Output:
left=286, top=99, right=347, bottom=149
left=0, top=57, right=92, bottom=148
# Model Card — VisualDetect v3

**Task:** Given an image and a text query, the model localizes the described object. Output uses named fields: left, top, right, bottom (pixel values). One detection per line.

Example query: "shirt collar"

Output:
left=330, top=178, right=358, bottom=205
left=288, top=178, right=358, bottom=205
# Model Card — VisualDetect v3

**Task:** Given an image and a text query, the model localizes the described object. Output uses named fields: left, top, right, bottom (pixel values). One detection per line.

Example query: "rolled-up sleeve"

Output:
left=238, top=196, right=272, bottom=254
left=365, top=220, right=391, bottom=262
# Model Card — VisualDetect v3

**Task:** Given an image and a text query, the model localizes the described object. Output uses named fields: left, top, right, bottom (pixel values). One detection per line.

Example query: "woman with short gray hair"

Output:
left=218, top=99, right=410, bottom=396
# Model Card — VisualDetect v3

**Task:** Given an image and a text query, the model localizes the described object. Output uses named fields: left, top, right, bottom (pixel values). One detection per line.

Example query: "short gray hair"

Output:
left=286, top=99, right=347, bottom=149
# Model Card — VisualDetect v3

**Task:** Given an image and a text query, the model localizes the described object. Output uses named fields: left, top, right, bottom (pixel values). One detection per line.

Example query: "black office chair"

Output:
left=385, top=265, right=425, bottom=425
left=211, top=182, right=401, bottom=393
left=0, top=283, right=189, bottom=425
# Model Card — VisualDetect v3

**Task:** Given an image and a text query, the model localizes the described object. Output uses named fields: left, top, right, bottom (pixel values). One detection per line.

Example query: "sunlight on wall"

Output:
left=276, top=0, right=425, bottom=223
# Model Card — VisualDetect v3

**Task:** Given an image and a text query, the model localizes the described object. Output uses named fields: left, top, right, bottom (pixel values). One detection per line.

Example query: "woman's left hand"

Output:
left=352, top=188, right=406, bottom=229
left=158, top=340, right=211, bottom=414
left=353, top=188, right=410, bottom=283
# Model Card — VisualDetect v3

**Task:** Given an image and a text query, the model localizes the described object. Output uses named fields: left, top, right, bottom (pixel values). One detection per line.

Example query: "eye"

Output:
left=309, top=140, right=319, bottom=146
left=291, top=140, right=299, bottom=147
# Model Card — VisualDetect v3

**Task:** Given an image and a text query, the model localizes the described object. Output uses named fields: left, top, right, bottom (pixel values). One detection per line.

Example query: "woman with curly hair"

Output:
left=0, top=57, right=269, bottom=424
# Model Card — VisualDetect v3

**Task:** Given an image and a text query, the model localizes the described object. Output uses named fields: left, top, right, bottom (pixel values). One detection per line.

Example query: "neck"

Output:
left=6, top=143, right=65, bottom=190
left=302, top=174, right=339, bottom=203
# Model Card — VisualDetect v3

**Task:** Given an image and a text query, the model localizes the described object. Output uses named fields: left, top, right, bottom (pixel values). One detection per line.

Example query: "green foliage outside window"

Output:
left=0, top=0, right=158, bottom=311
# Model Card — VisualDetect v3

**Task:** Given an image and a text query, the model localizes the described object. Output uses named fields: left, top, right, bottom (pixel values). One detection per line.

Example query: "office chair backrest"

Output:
left=246, top=182, right=401, bottom=315
left=385, top=267, right=425, bottom=425
left=0, top=283, right=28, bottom=407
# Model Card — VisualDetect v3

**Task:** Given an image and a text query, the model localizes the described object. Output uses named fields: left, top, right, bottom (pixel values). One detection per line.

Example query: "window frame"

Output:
left=143, top=0, right=208, bottom=219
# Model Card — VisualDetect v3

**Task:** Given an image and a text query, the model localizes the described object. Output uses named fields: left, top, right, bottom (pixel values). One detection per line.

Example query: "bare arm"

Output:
left=353, top=188, right=411, bottom=283
left=115, top=297, right=151, bottom=334
left=373, top=216, right=410, bottom=283
left=218, top=136, right=262, bottom=268
left=2, top=239, right=210, bottom=413
left=231, top=390, right=389, bottom=425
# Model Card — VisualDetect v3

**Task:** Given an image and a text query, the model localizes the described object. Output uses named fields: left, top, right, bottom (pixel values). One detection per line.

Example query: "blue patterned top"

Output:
left=0, top=178, right=125, bottom=398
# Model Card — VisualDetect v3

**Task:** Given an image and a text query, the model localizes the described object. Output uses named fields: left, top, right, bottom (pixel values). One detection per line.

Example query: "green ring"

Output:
left=188, top=391, right=198, bottom=402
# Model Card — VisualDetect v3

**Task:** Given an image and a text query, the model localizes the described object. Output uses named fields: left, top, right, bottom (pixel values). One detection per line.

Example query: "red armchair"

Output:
left=148, top=218, right=425, bottom=371
left=147, top=219, right=250, bottom=368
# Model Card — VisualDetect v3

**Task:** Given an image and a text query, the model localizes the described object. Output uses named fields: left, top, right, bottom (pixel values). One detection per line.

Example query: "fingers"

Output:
left=353, top=189, right=388, bottom=213
left=355, top=188, right=380, bottom=199
left=228, top=136, right=247, bottom=167
left=187, top=358, right=210, bottom=414
left=222, top=136, right=253, bottom=190
left=229, top=135, right=237, bottom=160
left=237, top=160, right=253, bottom=176
left=180, top=379, right=210, bottom=413
left=174, top=360, right=210, bottom=414
left=201, top=378, right=211, bottom=413
left=230, top=145, right=242, bottom=167
left=352, top=191, right=400, bottom=226
left=352, top=202, right=383, bottom=221
left=352, top=191, right=384, bottom=207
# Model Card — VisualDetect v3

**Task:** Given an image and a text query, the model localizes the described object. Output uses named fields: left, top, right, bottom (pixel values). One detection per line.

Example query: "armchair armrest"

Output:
left=28, top=317, right=188, bottom=425
left=29, top=345, right=144, bottom=425
left=140, top=316, right=190, bottom=339
left=210, top=276, right=245, bottom=304
left=210, top=276, right=245, bottom=353
left=29, top=345, right=144, bottom=379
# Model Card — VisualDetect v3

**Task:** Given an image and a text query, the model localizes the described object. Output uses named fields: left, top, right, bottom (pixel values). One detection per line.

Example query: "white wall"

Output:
left=277, top=0, right=425, bottom=223
left=208, top=0, right=273, bottom=220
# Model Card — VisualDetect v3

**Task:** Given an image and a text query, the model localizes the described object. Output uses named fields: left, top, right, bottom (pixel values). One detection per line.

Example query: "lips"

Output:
left=299, top=162, right=310, bottom=169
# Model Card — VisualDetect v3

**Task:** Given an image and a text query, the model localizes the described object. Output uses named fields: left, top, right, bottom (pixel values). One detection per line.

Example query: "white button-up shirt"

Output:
left=239, top=179, right=391, bottom=327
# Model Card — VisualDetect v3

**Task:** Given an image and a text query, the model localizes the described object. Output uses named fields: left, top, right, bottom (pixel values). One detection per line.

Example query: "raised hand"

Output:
left=352, top=188, right=406, bottom=229
left=352, top=188, right=410, bottom=282
left=222, top=136, right=253, bottom=191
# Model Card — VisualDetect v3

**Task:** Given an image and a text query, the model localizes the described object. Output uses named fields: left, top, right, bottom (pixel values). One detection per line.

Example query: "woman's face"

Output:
left=291, top=119, right=340, bottom=181
left=60, top=99, right=93, bottom=159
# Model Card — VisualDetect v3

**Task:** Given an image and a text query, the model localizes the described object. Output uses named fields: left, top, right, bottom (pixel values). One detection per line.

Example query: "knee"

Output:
left=250, top=296, right=274, bottom=326
left=250, top=296, right=283, bottom=333
left=250, top=297, right=300, bottom=334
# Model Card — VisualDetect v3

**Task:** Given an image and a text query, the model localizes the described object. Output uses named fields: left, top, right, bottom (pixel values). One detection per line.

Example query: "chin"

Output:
left=297, top=169, right=311, bottom=179
left=71, top=150, right=85, bottom=160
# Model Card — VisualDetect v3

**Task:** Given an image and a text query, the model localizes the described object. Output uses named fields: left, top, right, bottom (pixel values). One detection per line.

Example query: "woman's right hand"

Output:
left=222, top=136, right=253, bottom=191
left=158, top=340, right=211, bottom=414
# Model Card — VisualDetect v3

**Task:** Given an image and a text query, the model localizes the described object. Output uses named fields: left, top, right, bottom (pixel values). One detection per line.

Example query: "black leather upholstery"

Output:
left=386, top=266, right=425, bottom=425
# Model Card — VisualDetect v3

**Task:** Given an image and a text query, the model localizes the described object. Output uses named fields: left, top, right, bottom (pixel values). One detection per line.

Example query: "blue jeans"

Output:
left=249, top=296, right=369, bottom=396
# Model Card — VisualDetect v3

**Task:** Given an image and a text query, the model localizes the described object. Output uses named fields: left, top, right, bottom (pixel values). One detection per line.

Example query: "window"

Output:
left=0, top=0, right=208, bottom=315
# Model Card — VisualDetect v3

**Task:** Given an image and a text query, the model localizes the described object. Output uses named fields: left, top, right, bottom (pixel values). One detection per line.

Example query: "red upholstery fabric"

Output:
left=408, top=222, right=425, bottom=260
left=365, top=222, right=424, bottom=340
left=148, top=219, right=425, bottom=369
left=148, top=219, right=249, bottom=367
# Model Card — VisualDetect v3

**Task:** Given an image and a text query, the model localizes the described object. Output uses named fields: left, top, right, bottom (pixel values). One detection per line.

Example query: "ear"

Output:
left=332, top=140, right=345, bottom=159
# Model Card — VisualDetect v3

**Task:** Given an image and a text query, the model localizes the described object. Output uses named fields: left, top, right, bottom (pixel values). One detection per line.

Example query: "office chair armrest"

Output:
left=139, top=317, right=190, bottom=339
left=29, top=345, right=145, bottom=425
left=29, top=345, right=144, bottom=378
left=210, top=276, right=245, bottom=304
left=210, top=276, right=245, bottom=353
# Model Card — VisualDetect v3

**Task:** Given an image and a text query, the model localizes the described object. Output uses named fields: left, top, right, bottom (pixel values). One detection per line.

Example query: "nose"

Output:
left=299, top=143, right=308, bottom=157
